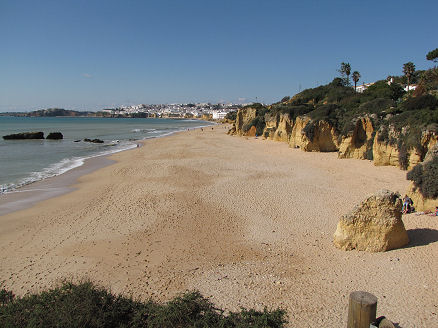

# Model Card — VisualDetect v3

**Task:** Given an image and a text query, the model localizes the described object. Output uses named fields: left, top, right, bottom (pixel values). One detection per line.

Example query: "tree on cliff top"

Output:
left=403, top=62, right=416, bottom=92
left=426, top=48, right=438, bottom=63
left=338, top=62, right=351, bottom=86
left=352, top=71, right=361, bottom=91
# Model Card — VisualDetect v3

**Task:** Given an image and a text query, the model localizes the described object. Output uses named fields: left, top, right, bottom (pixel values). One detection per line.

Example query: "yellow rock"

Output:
left=333, top=190, right=409, bottom=252
left=338, top=117, right=374, bottom=159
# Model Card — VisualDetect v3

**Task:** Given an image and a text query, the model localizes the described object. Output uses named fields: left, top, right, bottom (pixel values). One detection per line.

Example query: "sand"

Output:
left=1, top=126, right=437, bottom=327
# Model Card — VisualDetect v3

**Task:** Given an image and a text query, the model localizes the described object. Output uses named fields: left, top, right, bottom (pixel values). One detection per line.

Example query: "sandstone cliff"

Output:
left=338, top=117, right=374, bottom=160
left=406, top=144, right=438, bottom=211
left=234, top=107, right=257, bottom=136
left=230, top=107, right=438, bottom=170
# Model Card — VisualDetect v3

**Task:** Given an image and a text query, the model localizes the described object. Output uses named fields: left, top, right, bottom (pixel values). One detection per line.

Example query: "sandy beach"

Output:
left=1, top=126, right=437, bottom=327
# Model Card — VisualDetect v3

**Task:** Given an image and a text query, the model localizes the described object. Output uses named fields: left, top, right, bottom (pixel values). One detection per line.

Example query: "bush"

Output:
left=0, top=282, right=287, bottom=328
left=407, top=156, right=438, bottom=198
left=402, top=94, right=438, bottom=111
left=358, top=98, right=394, bottom=114
left=226, top=111, right=237, bottom=121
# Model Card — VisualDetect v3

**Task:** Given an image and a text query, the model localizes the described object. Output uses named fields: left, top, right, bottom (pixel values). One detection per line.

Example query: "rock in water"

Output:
left=3, top=132, right=44, bottom=140
left=333, top=190, right=409, bottom=252
left=46, top=132, right=63, bottom=140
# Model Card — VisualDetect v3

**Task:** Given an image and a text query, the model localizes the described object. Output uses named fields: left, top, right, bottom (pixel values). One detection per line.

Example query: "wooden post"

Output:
left=347, top=291, right=377, bottom=328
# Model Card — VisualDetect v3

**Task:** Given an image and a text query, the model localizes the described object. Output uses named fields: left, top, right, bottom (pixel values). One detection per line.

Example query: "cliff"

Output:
left=231, top=107, right=438, bottom=170
left=338, top=117, right=374, bottom=160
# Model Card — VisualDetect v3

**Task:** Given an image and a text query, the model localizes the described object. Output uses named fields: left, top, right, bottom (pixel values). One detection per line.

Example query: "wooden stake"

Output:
left=347, top=291, right=377, bottom=328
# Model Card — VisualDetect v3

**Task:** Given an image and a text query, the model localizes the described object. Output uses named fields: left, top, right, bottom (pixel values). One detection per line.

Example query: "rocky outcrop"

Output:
left=262, top=113, right=293, bottom=142
left=3, top=132, right=44, bottom=140
left=372, top=132, right=400, bottom=167
left=262, top=114, right=278, bottom=139
left=46, top=132, right=63, bottom=140
left=406, top=145, right=438, bottom=212
left=333, top=190, right=409, bottom=252
left=338, top=117, right=374, bottom=159
left=230, top=107, right=437, bottom=170
left=273, top=113, right=292, bottom=142
left=407, top=182, right=438, bottom=212
left=234, top=107, right=257, bottom=136
left=84, top=138, right=104, bottom=143
left=289, top=116, right=311, bottom=149
left=289, top=117, right=339, bottom=152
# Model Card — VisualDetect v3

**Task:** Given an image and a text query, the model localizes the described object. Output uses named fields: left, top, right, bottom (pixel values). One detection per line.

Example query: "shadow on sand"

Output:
left=405, top=228, right=438, bottom=248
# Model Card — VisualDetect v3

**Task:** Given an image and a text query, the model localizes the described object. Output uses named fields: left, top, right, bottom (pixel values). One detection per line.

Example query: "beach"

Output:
left=0, top=125, right=437, bottom=327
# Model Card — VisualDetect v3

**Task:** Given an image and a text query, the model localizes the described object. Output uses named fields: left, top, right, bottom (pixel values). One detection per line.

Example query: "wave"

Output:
left=0, top=142, right=137, bottom=194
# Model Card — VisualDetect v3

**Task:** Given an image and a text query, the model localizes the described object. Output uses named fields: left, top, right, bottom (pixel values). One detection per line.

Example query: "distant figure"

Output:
left=201, top=128, right=203, bottom=132
left=402, top=195, right=413, bottom=213
left=435, top=206, right=438, bottom=216
left=211, top=127, right=213, bottom=130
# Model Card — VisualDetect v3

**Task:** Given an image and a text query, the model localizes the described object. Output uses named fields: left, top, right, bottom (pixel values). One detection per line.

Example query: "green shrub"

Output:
left=0, top=282, right=287, bottom=328
left=226, top=111, right=237, bottom=121
left=401, top=94, right=438, bottom=111
left=407, top=156, right=438, bottom=198
left=358, top=98, right=394, bottom=114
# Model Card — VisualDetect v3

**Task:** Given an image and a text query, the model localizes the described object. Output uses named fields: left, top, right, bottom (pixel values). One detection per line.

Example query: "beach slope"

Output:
left=1, top=126, right=437, bottom=327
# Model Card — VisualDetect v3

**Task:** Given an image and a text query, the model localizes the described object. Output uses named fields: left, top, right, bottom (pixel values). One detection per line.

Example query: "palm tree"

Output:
left=338, top=62, right=351, bottom=86
left=403, top=62, right=415, bottom=92
left=352, top=71, right=361, bottom=91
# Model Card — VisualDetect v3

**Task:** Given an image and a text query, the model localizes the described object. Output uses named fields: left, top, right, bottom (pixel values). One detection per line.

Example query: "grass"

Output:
left=0, top=281, right=287, bottom=328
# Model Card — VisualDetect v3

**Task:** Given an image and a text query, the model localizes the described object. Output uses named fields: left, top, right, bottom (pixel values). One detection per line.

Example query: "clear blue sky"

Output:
left=1, top=0, right=436, bottom=111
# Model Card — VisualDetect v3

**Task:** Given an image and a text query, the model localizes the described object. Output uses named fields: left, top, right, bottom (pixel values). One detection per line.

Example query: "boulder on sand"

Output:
left=3, top=132, right=44, bottom=140
left=333, top=190, right=409, bottom=252
left=46, top=132, right=63, bottom=140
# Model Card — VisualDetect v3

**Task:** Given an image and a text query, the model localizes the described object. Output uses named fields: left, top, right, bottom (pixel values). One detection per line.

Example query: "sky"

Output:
left=0, top=0, right=437, bottom=112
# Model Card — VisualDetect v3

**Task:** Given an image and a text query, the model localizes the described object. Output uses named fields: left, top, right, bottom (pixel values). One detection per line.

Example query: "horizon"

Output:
left=1, top=0, right=437, bottom=112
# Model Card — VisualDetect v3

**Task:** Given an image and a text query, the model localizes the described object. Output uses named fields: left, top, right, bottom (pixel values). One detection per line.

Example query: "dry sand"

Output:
left=1, top=126, right=437, bottom=327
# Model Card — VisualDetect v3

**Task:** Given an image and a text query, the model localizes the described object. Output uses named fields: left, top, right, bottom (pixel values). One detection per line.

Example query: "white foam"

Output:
left=0, top=142, right=137, bottom=194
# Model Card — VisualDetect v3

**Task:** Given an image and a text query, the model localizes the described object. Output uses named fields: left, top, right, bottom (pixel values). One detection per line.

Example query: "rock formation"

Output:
left=333, top=190, right=409, bottom=252
left=230, top=107, right=438, bottom=170
left=3, top=132, right=44, bottom=140
left=84, top=138, right=104, bottom=143
left=407, top=144, right=438, bottom=212
left=46, top=132, right=63, bottom=140
left=234, top=107, right=257, bottom=136
left=338, top=117, right=374, bottom=159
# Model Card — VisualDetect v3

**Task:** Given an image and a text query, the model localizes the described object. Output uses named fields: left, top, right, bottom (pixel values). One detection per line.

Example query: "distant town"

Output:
left=0, top=103, right=249, bottom=120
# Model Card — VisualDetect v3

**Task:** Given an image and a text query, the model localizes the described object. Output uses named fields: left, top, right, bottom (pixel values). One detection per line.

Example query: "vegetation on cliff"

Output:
left=234, top=50, right=438, bottom=169
left=0, top=282, right=287, bottom=328
left=407, top=154, right=438, bottom=199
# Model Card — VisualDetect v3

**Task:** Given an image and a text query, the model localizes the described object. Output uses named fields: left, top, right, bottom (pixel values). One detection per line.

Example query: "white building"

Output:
left=355, top=82, right=375, bottom=93
left=212, top=111, right=228, bottom=120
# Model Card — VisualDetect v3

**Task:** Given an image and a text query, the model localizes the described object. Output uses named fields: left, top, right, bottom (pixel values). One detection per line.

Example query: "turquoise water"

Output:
left=0, top=116, right=213, bottom=193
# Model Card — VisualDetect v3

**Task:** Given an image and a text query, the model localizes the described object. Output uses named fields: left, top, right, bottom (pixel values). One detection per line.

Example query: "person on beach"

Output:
left=402, top=195, right=413, bottom=214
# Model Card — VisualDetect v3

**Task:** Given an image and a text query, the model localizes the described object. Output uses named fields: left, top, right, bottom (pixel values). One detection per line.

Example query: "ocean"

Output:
left=0, top=116, right=213, bottom=193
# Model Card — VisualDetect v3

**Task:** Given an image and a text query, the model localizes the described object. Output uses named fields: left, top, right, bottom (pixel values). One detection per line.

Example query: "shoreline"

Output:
left=0, top=155, right=116, bottom=216
left=0, top=121, right=215, bottom=216
left=0, top=126, right=437, bottom=327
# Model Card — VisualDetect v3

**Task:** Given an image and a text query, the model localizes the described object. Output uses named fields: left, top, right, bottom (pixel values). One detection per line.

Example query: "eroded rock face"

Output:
left=262, top=114, right=278, bottom=140
left=289, top=116, right=311, bottom=149
left=406, top=145, right=438, bottom=212
left=338, top=117, right=374, bottom=159
left=234, top=107, right=257, bottom=136
left=333, top=190, right=409, bottom=252
left=3, top=132, right=44, bottom=140
left=273, top=113, right=292, bottom=142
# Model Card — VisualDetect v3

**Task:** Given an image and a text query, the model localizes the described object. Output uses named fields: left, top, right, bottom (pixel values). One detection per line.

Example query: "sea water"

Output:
left=0, top=116, right=213, bottom=193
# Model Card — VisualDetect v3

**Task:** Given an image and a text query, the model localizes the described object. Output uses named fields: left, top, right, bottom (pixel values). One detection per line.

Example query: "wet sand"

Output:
left=0, top=126, right=437, bottom=327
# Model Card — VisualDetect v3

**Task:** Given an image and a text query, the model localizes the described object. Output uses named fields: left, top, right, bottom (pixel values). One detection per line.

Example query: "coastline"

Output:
left=0, top=126, right=437, bottom=327
left=0, top=155, right=115, bottom=216
left=0, top=119, right=215, bottom=216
